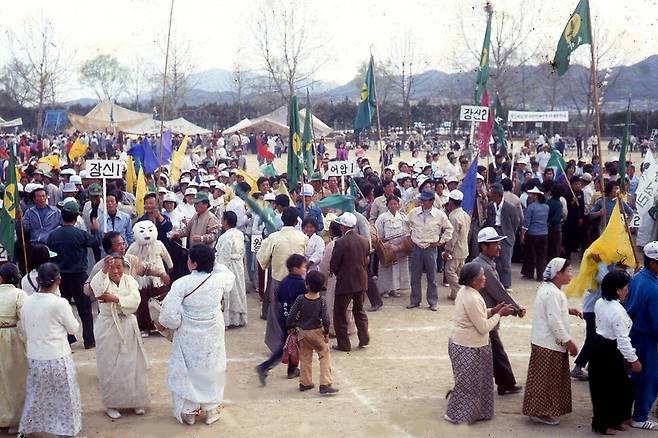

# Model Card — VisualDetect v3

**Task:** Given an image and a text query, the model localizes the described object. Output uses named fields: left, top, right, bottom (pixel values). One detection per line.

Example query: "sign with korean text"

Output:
left=459, top=105, right=490, bottom=122
left=327, top=160, right=356, bottom=176
left=86, top=160, right=123, bottom=179
left=507, top=111, right=569, bottom=123
left=251, top=235, right=263, bottom=253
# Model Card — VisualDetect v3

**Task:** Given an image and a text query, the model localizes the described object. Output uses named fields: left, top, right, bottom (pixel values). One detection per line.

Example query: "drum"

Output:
left=375, top=240, right=397, bottom=268
left=398, top=236, right=413, bottom=255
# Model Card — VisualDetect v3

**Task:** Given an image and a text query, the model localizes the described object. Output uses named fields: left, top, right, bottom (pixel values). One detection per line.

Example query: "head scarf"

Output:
left=543, top=257, right=568, bottom=281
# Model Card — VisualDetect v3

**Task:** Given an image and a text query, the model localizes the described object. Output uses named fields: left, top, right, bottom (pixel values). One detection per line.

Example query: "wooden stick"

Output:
left=17, top=207, right=29, bottom=275
left=156, top=0, right=175, bottom=199
left=369, top=52, right=385, bottom=176
left=587, top=1, right=606, bottom=225
left=617, top=194, right=639, bottom=267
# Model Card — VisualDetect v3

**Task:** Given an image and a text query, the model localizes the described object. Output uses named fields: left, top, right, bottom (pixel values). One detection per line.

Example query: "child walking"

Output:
left=287, top=271, right=338, bottom=395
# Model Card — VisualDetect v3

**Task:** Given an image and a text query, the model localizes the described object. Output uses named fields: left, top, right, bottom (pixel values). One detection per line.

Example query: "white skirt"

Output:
left=19, top=355, right=81, bottom=436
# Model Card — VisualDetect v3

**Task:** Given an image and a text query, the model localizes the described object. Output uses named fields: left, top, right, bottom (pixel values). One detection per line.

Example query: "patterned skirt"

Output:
left=522, top=344, right=572, bottom=417
left=19, top=355, right=81, bottom=436
left=446, top=339, right=494, bottom=423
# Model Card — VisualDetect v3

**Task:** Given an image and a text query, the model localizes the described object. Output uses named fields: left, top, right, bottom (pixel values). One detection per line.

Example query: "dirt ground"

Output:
left=5, top=146, right=647, bottom=438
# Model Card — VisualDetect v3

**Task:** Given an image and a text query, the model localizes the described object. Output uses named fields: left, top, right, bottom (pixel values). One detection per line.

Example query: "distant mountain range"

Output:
left=61, top=55, right=658, bottom=113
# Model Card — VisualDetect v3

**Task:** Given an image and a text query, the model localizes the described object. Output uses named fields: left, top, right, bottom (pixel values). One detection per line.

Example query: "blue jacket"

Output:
left=99, top=210, right=134, bottom=248
left=23, top=205, right=62, bottom=244
left=296, top=203, right=324, bottom=232
left=626, top=267, right=658, bottom=339
left=277, top=273, right=307, bottom=323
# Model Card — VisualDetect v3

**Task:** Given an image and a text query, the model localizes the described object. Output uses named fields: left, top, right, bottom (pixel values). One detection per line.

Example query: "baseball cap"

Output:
left=184, top=188, right=198, bottom=196
left=448, top=189, right=464, bottom=201
left=216, top=183, right=227, bottom=193
left=644, top=242, right=658, bottom=261
left=396, top=172, right=410, bottom=181
left=193, top=192, right=210, bottom=203
left=158, top=186, right=168, bottom=194
left=79, top=170, right=91, bottom=179
left=70, top=175, right=82, bottom=184
left=334, top=212, right=357, bottom=228
left=61, top=198, right=80, bottom=214
left=418, top=189, right=435, bottom=202
left=447, top=176, right=459, bottom=184
left=301, top=184, right=314, bottom=197
left=88, top=183, right=102, bottom=196
left=60, top=168, right=76, bottom=176
left=264, top=193, right=276, bottom=201
left=62, top=182, right=77, bottom=193
left=163, top=192, right=178, bottom=204
left=477, top=227, right=507, bottom=243
left=180, top=177, right=191, bottom=184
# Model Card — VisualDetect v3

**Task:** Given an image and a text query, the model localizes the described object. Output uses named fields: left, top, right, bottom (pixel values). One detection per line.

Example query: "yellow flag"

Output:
left=275, top=182, right=294, bottom=205
left=565, top=201, right=637, bottom=297
left=68, top=138, right=87, bottom=161
left=135, top=166, right=147, bottom=216
left=38, top=154, right=60, bottom=170
left=170, top=136, right=189, bottom=185
left=126, top=156, right=136, bottom=194
left=235, top=169, right=258, bottom=196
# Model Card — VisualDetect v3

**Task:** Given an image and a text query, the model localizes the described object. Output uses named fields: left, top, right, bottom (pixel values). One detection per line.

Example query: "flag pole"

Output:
left=17, top=208, right=28, bottom=276
left=587, top=0, right=606, bottom=224
left=369, top=51, right=385, bottom=176
left=617, top=194, right=639, bottom=267
left=157, top=0, right=175, bottom=197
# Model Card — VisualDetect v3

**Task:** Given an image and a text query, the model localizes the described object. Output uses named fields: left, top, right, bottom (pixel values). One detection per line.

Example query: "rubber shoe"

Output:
left=205, top=407, right=221, bottom=425
left=299, top=383, right=315, bottom=391
left=319, top=385, right=339, bottom=396
left=105, top=408, right=121, bottom=419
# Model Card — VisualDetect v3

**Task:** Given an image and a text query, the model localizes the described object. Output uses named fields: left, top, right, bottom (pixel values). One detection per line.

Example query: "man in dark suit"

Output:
left=485, top=183, right=520, bottom=290
left=330, top=212, right=370, bottom=352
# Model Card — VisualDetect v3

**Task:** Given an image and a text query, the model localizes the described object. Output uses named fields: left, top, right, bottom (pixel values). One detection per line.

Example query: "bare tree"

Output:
left=127, top=56, right=150, bottom=111
left=229, top=51, right=251, bottom=120
left=387, top=30, right=428, bottom=138
left=80, top=54, right=129, bottom=102
left=4, top=17, right=67, bottom=132
left=251, top=0, right=327, bottom=106
left=152, top=34, right=197, bottom=119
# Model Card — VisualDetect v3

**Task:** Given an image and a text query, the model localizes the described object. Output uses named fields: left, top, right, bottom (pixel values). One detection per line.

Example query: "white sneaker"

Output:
left=182, top=413, right=196, bottom=425
left=632, top=420, right=658, bottom=430
left=105, top=408, right=121, bottom=419
left=141, top=331, right=150, bottom=338
left=134, top=407, right=146, bottom=415
left=443, top=414, right=458, bottom=424
left=205, top=407, right=221, bottom=425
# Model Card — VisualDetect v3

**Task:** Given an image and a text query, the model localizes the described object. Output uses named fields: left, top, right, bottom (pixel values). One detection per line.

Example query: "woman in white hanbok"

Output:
left=215, top=212, right=247, bottom=327
left=159, top=245, right=236, bottom=426
left=90, top=255, right=149, bottom=419
left=375, top=196, right=411, bottom=297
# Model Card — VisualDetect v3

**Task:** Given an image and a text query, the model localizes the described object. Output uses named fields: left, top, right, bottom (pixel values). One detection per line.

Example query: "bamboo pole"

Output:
left=617, top=194, right=639, bottom=267
left=17, top=208, right=28, bottom=276
left=369, top=52, right=385, bottom=176
left=156, top=0, right=175, bottom=199
left=587, top=1, right=606, bottom=225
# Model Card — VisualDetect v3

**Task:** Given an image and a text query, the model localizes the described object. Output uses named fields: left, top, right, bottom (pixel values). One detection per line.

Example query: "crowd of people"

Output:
left=0, top=127, right=657, bottom=436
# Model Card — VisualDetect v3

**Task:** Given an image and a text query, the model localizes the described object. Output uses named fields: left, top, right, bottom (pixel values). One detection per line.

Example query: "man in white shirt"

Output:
left=536, top=144, right=551, bottom=171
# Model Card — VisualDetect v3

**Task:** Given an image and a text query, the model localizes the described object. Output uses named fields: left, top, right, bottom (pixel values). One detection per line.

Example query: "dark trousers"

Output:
left=334, top=291, right=369, bottom=350
left=631, top=333, right=658, bottom=422
left=547, top=225, right=562, bottom=262
left=490, top=329, right=516, bottom=390
left=59, top=272, right=94, bottom=347
left=365, top=273, right=382, bottom=308
left=136, top=284, right=167, bottom=332
left=521, top=234, right=547, bottom=281
left=258, top=328, right=298, bottom=374
left=577, top=142, right=583, bottom=159
left=575, top=312, right=596, bottom=368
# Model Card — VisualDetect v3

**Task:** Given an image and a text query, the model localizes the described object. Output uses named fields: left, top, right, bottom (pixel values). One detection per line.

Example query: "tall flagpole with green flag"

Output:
left=354, top=54, right=384, bottom=174
left=302, top=89, right=314, bottom=174
left=474, top=2, right=493, bottom=105
left=0, top=147, right=18, bottom=261
left=618, top=98, right=631, bottom=193
left=287, top=95, right=303, bottom=191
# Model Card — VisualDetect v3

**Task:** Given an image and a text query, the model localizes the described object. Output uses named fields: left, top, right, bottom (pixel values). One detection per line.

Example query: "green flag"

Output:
left=302, top=89, right=314, bottom=173
left=287, top=95, right=303, bottom=191
left=349, top=177, right=359, bottom=198
left=315, top=194, right=355, bottom=213
left=474, top=9, right=492, bottom=104
left=552, top=0, right=591, bottom=76
left=0, top=147, right=18, bottom=260
left=354, top=55, right=376, bottom=134
left=546, top=148, right=568, bottom=175
left=619, top=99, right=631, bottom=192
left=493, top=95, right=507, bottom=147
left=234, top=185, right=278, bottom=234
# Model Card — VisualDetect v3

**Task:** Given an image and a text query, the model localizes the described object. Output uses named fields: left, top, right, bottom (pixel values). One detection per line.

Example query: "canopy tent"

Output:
left=68, top=100, right=152, bottom=132
left=221, top=105, right=334, bottom=137
left=122, top=117, right=211, bottom=136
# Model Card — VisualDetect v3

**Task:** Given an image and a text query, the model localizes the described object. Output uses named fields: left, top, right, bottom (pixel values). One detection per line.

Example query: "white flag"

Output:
left=635, top=151, right=658, bottom=217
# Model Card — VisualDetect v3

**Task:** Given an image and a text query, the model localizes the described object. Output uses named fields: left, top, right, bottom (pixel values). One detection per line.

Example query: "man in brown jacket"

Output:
left=330, top=212, right=370, bottom=352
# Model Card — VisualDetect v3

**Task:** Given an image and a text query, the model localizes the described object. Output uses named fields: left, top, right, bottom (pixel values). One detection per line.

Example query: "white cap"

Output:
left=416, top=175, right=429, bottom=186
left=527, top=186, right=544, bottom=195
left=220, top=171, right=230, bottom=178
left=335, top=212, right=357, bottom=228
left=180, top=177, right=191, bottom=184
left=396, top=172, right=410, bottom=181
left=188, top=180, right=199, bottom=187
left=209, top=180, right=219, bottom=188
left=184, top=188, right=198, bottom=196
left=17, top=182, right=24, bottom=192
left=158, top=187, right=168, bottom=194
left=163, top=192, right=178, bottom=204
left=216, top=183, right=227, bottom=193
left=582, top=173, right=593, bottom=182
left=218, top=163, right=228, bottom=171
left=79, top=170, right=91, bottom=179
left=198, top=168, right=208, bottom=175
left=70, top=175, right=82, bottom=184
left=301, top=183, right=314, bottom=197
left=264, top=193, right=276, bottom=201
left=477, top=227, right=507, bottom=243
left=433, top=170, right=444, bottom=179
left=447, top=176, right=459, bottom=184
left=60, top=168, right=76, bottom=176
left=644, top=241, right=658, bottom=260
left=448, top=189, right=464, bottom=201
left=25, top=183, right=44, bottom=194
left=476, top=173, right=485, bottom=181
left=199, top=182, right=210, bottom=189
left=62, top=182, right=77, bottom=193
left=517, top=157, right=529, bottom=165
left=229, top=168, right=238, bottom=174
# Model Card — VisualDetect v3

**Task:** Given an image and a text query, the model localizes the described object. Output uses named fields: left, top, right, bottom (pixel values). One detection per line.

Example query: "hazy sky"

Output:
left=3, top=0, right=657, bottom=99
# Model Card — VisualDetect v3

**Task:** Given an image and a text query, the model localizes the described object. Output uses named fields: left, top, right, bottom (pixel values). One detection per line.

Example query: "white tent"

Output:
left=122, top=117, right=212, bottom=136
left=68, top=100, right=152, bottom=132
left=221, top=106, right=333, bottom=137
